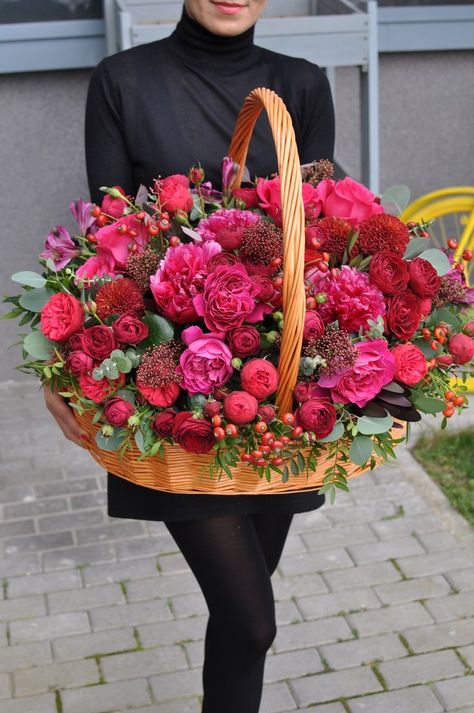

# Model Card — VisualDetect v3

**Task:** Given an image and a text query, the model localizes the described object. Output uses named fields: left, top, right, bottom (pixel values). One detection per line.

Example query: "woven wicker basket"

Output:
left=74, top=87, right=406, bottom=494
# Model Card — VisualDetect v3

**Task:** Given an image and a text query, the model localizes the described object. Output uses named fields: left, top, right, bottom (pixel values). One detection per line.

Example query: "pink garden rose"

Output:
left=223, top=391, right=259, bottom=425
left=103, top=397, right=135, bottom=427
left=193, top=264, right=261, bottom=332
left=256, top=177, right=323, bottom=226
left=74, top=254, right=117, bottom=285
left=155, top=174, right=193, bottom=214
left=318, top=339, right=395, bottom=407
left=150, top=240, right=221, bottom=324
left=95, top=215, right=150, bottom=268
left=303, top=311, right=325, bottom=341
left=78, top=373, right=124, bottom=403
left=196, top=209, right=259, bottom=250
left=40, top=293, right=84, bottom=342
left=241, top=359, right=279, bottom=401
left=390, top=343, right=428, bottom=385
left=316, top=177, right=384, bottom=227
left=65, top=350, right=93, bottom=376
left=178, top=327, right=233, bottom=395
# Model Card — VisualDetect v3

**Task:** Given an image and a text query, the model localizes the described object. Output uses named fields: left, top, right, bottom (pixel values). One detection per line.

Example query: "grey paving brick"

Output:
left=374, top=575, right=452, bottom=605
left=296, top=587, right=380, bottom=620
left=347, top=536, right=425, bottom=565
left=0, top=553, right=40, bottom=578
left=137, top=614, right=209, bottom=648
left=34, top=477, right=99, bottom=499
left=403, top=618, right=474, bottom=654
left=278, top=549, right=353, bottom=577
left=61, top=678, right=151, bottom=713
left=157, top=552, right=190, bottom=574
left=281, top=705, right=346, bottom=713
left=13, top=658, right=99, bottom=696
left=272, top=617, right=353, bottom=653
left=126, top=572, right=200, bottom=602
left=113, top=702, right=201, bottom=713
left=75, top=520, right=145, bottom=545
left=416, top=530, right=461, bottom=553
left=319, top=633, right=407, bottom=670
left=425, top=591, right=474, bottom=622
left=275, top=599, right=303, bottom=625
left=301, top=524, right=377, bottom=551
left=116, top=535, right=178, bottom=560
left=0, top=519, right=36, bottom=538
left=0, top=641, right=52, bottom=673
left=0, top=594, right=46, bottom=621
left=379, top=649, right=464, bottom=689
left=0, top=483, right=35, bottom=504
left=42, top=543, right=116, bottom=570
left=347, top=685, right=443, bottom=712
left=458, top=644, right=474, bottom=669
left=260, top=681, right=296, bottom=712
left=347, top=602, right=433, bottom=637
left=52, top=628, right=136, bottom=662
left=433, top=676, right=474, bottom=710
left=82, top=557, right=158, bottom=586
left=264, top=648, right=324, bottom=682
left=7, top=568, right=81, bottom=597
left=149, top=667, right=203, bottom=702
left=397, top=549, right=473, bottom=578
left=446, top=567, right=474, bottom=592
left=280, top=533, right=307, bottom=555
left=0, top=692, right=56, bottom=713
left=91, top=600, right=173, bottom=631
left=70, top=491, right=107, bottom=510
left=0, top=672, right=10, bottom=699
left=290, top=666, right=382, bottom=706
left=3, top=498, right=69, bottom=519
left=10, top=611, right=90, bottom=644
left=4, top=530, right=74, bottom=555
left=323, top=561, right=401, bottom=592
left=327, top=501, right=400, bottom=525
left=37, top=509, right=104, bottom=533
left=272, top=572, right=329, bottom=600
left=47, top=583, right=125, bottom=613
left=102, top=646, right=188, bottom=682
left=369, top=514, right=442, bottom=541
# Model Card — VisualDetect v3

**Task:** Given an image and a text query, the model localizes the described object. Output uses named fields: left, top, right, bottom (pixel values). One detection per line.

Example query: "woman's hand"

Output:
left=43, top=384, right=90, bottom=448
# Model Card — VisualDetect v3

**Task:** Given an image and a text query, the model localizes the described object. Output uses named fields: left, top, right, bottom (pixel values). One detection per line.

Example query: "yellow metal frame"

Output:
left=401, top=186, right=474, bottom=392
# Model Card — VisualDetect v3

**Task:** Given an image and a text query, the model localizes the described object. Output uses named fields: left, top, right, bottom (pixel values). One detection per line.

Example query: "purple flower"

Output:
left=40, top=225, right=80, bottom=270
left=70, top=198, right=95, bottom=236
left=221, top=156, right=240, bottom=195
left=198, top=181, right=223, bottom=202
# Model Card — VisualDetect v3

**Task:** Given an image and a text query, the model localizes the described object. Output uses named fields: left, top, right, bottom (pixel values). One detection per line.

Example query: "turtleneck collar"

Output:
left=168, top=4, right=259, bottom=70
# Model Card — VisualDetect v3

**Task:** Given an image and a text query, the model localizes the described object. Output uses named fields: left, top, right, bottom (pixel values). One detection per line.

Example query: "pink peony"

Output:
left=316, top=177, right=384, bottom=227
left=150, top=240, right=221, bottom=324
left=193, top=263, right=260, bottom=332
left=318, top=339, right=395, bottom=407
left=310, top=266, right=386, bottom=332
left=196, top=209, right=259, bottom=250
left=178, top=330, right=233, bottom=395
left=95, top=215, right=150, bottom=268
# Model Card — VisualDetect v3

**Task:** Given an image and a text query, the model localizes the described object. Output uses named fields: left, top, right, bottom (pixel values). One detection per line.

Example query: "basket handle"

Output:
left=227, top=87, right=306, bottom=416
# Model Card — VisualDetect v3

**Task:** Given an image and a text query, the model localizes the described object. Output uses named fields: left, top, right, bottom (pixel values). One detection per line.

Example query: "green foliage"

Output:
left=19, top=287, right=55, bottom=312
left=142, top=313, right=174, bottom=346
left=11, top=271, right=47, bottom=288
left=380, top=185, right=411, bottom=215
left=23, top=330, right=58, bottom=360
left=418, top=248, right=451, bottom=276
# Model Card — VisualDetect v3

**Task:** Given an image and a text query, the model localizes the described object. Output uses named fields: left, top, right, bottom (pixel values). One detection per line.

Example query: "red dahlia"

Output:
left=358, top=214, right=409, bottom=256
left=95, top=278, right=145, bottom=320
left=317, top=216, right=354, bottom=261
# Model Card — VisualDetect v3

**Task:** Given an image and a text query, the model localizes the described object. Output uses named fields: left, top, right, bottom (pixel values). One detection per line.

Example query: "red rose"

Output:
left=81, top=325, right=118, bottom=360
left=303, top=311, right=325, bottom=341
left=296, top=398, right=337, bottom=439
left=157, top=174, right=193, bottom=214
left=232, top=187, right=259, bottom=208
left=103, top=397, right=135, bottom=427
left=240, top=359, right=279, bottom=401
left=101, top=186, right=126, bottom=219
left=227, top=326, right=261, bottom=359
left=193, top=264, right=258, bottom=333
left=203, top=400, right=221, bottom=418
left=294, top=382, right=328, bottom=404
left=152, top=409, right=176, bottom=437
left=369, top=251, right=410, bottom=296
left=223, top=391, right=259, bottom=425
left=464, top=320, right=474, bottom=337
left=448, top=333, right=474, bottom=365
left=257, top=404, right=276, bottom=423
left=40, top=293, right=84, bottom=342
left=78, top=373, right=124, bottom=403
left=172, top=411, right=215, bottom=454
left=137, top=381, right=180, bottom=408
left=390, top=344, right=428, bottom=385
left=386, top=291, right=422, bottom=341
left=409, top=257, right=441, bottom=298
left=65, top=350, right=93, bottom=376
left=69, top=330, right=84, bottom=350
left=112, top=315, right=149, bottom=345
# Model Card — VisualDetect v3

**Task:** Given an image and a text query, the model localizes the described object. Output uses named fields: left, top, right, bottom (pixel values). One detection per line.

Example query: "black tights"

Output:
left=164, top=511, right=294, bottom=713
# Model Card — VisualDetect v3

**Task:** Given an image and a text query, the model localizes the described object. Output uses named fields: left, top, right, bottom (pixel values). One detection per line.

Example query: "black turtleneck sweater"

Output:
left=84, top=6, right=333, bottom=521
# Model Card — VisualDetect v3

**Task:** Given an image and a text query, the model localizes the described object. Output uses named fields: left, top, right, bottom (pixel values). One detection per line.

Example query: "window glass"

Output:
left=0, top=0, right=103, bottom=23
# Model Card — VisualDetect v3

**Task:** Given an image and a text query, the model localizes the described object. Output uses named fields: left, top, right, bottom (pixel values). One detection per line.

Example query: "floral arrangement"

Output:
left=3, top=158, right=474, bottom=501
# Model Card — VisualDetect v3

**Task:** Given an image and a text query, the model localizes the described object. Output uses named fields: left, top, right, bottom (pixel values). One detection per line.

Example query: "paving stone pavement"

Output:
left=0, top=378, right=474, bottom=713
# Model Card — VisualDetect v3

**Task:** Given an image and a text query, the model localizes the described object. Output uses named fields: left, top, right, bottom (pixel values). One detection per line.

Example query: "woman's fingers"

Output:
left=43, top=386, right=91, bottom=448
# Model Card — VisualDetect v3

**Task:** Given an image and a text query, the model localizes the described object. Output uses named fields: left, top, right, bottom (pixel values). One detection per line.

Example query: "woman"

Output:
left=44, top=1, right=335, bottom=710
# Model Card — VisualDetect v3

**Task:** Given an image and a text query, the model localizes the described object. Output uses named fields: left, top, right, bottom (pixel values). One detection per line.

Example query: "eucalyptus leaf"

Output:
left=410, top=391, right=445, bottom=414
left=380, top=185, right=411, bottom=215
left=403, top=237, right=431, bottom=260
left=95, top=431, right=126, bottom=452
left=357, top=413, right=393, bottom=435
left=23, top=331, right=57, bottom=360
left=92, top=367, right=104, bottom=381
left=432, top=307, right=462, bottom=330
left=349, top=435, right=373, bottom=466
left=181, top=226, right=202, bottom=242
left=418, top=249, right=451, bottom=276
left=115, top=388, right=136, bottom=404
left=142, top=313, right=174, bottom=345
left=11, top=271, right=46, bottom=288
left=134, top=429, right=146, bottom=453
left=317, top=422, right=345, bottom=443
left=19, top=287, right=55, bottom=313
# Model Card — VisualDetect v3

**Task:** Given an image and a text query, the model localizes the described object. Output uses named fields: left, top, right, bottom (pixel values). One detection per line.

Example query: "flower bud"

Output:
left=231, top=357, right=243, bottom=370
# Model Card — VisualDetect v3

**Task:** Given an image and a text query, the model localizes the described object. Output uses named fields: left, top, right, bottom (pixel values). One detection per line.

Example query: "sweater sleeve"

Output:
left=84, top=59, right=135, bottom=205
left=299, top=67, right=335, bottom=165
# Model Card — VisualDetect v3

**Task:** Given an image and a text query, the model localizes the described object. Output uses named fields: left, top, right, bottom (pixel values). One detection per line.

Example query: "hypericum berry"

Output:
left=91, top=205, right=101, bottom=217
left=434, top=327, right=446, bottom=340
left=453, top=395, right=465, bottom=406
left=252, top=450, right=263, bottom=460
left=462, top=249, right=473, bottom=261
left=225, top=424, right=238, bottom=437
left=430, top=340, right=440, bottom=350
left=444, top=390, right=455, bottom=401
left=272, top=440, right=284, bottom=450
left=272, top=276, right=283, bottom=289
left=455, top=262, right=465, bottom=272
left=169, top=236, right=181, bottom=247
left=147, top=221, right=159, bottom=235
left=442, top=407, right=454, bottom=418
left=281, top=436, right=291, bottom=445
left=270, top=257, right=282, bottom=269
left=255, top=421, right=268, bottom=434
left=254, top=458, right=266, bottom=467
left=419, top=230, right=430, bottom=238
left=261, top=431, right=275, bottom=446
left=261, top=446, right=271, bottom=456
left=282, top=413, right=295, bottom=426
left=136, top=211, right=146, bottom=221
left=322, top=251, right=331, bottom=262
left=213, top=427, right=226, bottom=440
left=291, top=426, right=303, bottom=438
left=96, top=214, right=108, bottom=227
left=306, top=296, right=316, bottom=309
left=317, top=261, right=329, bottom=273
left=211, top=415, right=222, bottom=427
left=240, top=453, right=252, bottom=462
left=447, top=238, right=458, bottom=249
left=407, top=221, right=417, bottom=229
left=271, top=457, right=284, bottom=466
left=428, top=358, right=437, bottom=369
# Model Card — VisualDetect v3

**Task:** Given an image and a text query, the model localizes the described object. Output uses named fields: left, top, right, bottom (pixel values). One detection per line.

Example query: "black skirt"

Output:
left=107, top=472, right=325, bottom=522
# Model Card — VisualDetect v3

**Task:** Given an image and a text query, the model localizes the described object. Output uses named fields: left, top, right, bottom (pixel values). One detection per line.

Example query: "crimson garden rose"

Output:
left=104, top=397, right=135, bottom=427
left=409, top=257, right=441, bottom=298
left=65, top=351, right=93, bottom=376
left=296, top=398, right=337, bottom=438
left=152, top=409, right=177, bottom=437
left=369, top=251, right=410, bottom=296
left=227, top=326, right=261, bottom=358
left=81, top=325, right=118, bottom=361
left=78, top=373, right=124, bottom=403
left=223, top=391, right=259, bottom=425
left=156, top=174, right=193, bottom=214
left=257, top=404, right=276, bottom=423
left=386, top=291, right=423, bottom=341
left=303, top=311, right=325, bottom=341
left=241, top=359, right=279, bottom=401
left=172, top=412, right=215, bottom=454
left=137, top=380, right=181, bottom=408
left=112, top=315, right=149, bottom=344
left=193, top=264, right=259, bottom=333
left=40, top=293, right=84, bottom=342
left=390, top=343, right=427, bottom=385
